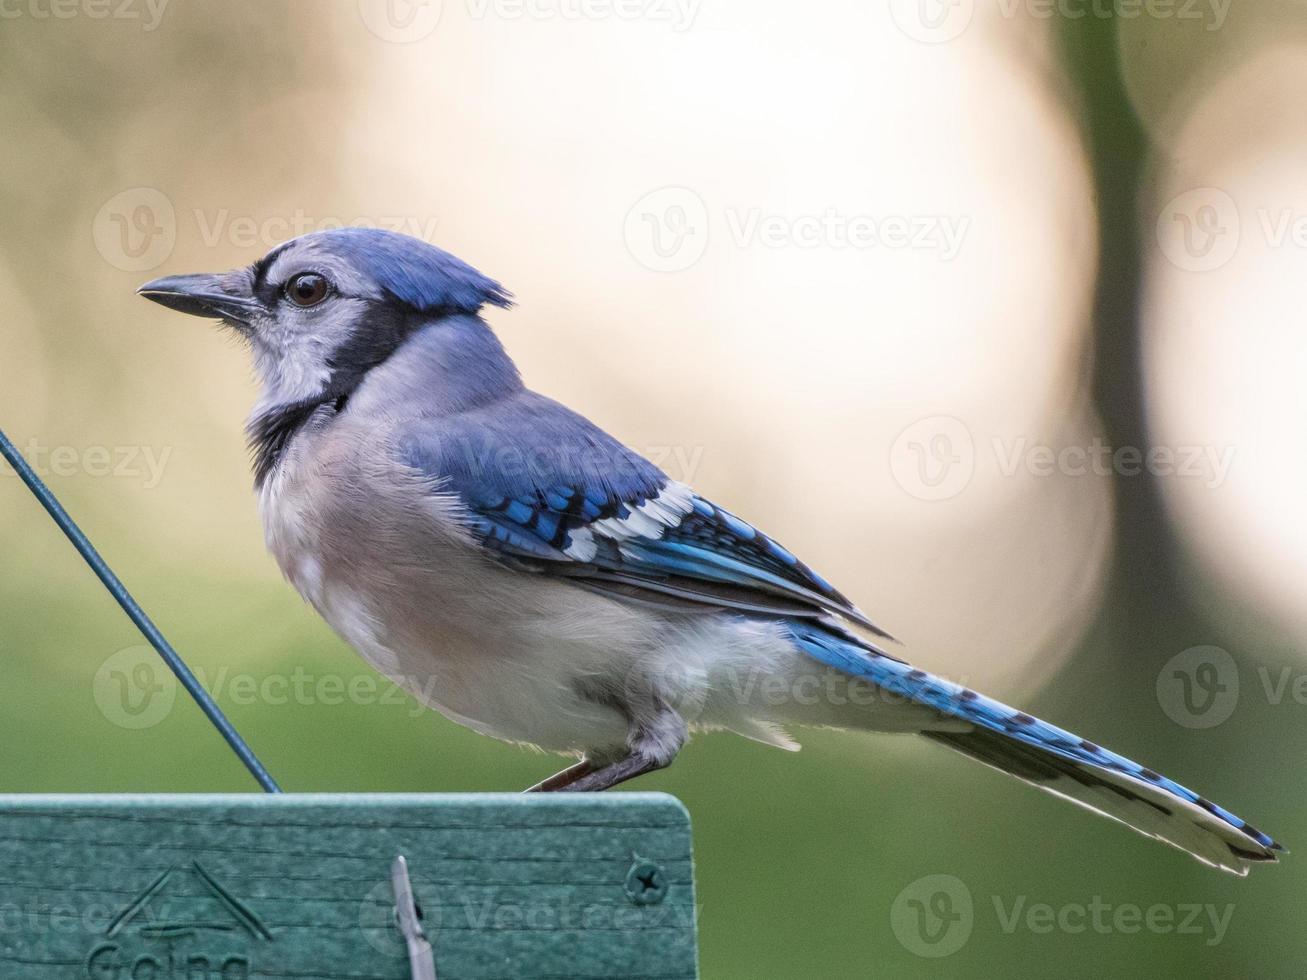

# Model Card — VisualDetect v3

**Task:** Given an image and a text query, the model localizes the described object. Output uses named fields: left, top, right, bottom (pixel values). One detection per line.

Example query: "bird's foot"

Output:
left=543, top=752, right=667, bottom=792
left=523, top=758, right=598, bottom=793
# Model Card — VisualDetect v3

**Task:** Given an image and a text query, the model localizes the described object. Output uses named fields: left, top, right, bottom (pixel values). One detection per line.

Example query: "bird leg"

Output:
left=527, top=696, right=684, bottom=792
left=524, top=758, right=598, bottom=793
left=545, top=752, right=669, bottom=793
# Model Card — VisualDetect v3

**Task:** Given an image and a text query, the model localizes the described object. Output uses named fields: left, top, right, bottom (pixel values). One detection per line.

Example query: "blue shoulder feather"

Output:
left=397, top=393, right=884, bottom=633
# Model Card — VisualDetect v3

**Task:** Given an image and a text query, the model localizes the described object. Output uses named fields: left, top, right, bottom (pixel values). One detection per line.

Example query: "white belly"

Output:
left=255, top=427, right=945, bottom=759
left=256, top=434, right=661, bottom=753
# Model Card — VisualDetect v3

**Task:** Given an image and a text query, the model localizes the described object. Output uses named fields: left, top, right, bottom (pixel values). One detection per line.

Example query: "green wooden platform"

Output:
left=0, top=793, right=698, bottom=979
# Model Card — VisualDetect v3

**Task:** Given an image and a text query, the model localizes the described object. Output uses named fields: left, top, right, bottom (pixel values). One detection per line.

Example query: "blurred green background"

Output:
left=2, top=2, right=1306, bottom=977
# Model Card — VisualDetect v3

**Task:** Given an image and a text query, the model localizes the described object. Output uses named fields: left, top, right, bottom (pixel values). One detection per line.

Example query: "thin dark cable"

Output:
left=0, top=427, right=281, bottom=793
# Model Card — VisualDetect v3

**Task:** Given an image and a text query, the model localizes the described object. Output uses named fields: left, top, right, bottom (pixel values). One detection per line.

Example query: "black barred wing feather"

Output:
left=398, top=393, right=889, bottom=636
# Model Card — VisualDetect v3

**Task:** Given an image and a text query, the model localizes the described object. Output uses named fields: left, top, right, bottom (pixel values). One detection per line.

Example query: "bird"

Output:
left=139, top=227, right=1281, bottom=875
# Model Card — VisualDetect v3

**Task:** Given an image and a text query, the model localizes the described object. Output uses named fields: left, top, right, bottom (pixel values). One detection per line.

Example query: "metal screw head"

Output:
left=624, top=858, right=667, bottom=906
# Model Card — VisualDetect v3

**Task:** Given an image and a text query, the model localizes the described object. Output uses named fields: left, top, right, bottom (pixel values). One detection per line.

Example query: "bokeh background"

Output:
left=2, top=1, right=1305, bottom=976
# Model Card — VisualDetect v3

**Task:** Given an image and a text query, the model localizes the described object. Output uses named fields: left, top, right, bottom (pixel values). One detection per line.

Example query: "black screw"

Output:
left=624, top=858, right=667, bottom=906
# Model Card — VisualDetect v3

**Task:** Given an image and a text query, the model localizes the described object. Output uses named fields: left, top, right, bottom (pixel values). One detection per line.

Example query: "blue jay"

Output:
left=140, top=227, right=1280, bottom=874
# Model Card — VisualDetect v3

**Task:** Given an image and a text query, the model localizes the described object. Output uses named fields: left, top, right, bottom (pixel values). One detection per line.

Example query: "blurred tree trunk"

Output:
left=1051, top=19, right=1198, bottom=731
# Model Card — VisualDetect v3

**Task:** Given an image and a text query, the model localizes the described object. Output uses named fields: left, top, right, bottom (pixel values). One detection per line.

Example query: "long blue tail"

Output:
left=787, top=622, right=1282, bottom=875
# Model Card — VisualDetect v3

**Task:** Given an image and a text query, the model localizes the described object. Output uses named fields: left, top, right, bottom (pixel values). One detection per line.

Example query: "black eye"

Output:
left=285, top=272, right=330, bottom=307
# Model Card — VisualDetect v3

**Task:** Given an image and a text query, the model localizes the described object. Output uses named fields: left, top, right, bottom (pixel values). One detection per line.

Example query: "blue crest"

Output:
left=286, top=227, right=512, bottom=314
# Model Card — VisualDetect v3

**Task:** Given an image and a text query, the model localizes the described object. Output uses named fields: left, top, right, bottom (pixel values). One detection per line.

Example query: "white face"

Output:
left=240, top=239, right=392, bottom=410
left=140, top=228, right=512, bottom=419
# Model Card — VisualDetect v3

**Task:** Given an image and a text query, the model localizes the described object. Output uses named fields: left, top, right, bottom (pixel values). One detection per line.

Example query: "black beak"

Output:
left=137, top=273, right=257, bottom=322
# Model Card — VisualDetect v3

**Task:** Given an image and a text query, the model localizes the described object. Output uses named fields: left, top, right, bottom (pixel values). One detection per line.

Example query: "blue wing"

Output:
left=398, top=392, right=889, bottom=636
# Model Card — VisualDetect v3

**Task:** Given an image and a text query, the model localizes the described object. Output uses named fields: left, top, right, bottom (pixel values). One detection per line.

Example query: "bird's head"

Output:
left=138, top=227, right=513, bottom=411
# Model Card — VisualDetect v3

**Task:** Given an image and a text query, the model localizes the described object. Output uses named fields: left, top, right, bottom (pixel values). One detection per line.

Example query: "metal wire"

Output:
left=0, top=427, right=281, bottom=793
